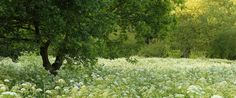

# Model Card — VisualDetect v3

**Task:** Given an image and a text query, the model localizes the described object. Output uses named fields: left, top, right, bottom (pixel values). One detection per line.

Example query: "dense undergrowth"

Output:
left=0, top=55, right=236, bottom=98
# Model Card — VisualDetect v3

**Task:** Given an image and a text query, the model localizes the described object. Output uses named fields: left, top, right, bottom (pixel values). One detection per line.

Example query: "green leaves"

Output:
left=0, top=0, right=176, bottom=66
left=169, top=0, right=236, bottom=59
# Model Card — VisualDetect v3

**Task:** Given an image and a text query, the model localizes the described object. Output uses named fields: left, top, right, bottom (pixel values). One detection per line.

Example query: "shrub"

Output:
left=209, top=31, right=236, bottom=60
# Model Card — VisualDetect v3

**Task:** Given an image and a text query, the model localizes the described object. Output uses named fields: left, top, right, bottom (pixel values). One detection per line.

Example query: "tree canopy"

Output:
left=0, top=0, right=176, bottom=74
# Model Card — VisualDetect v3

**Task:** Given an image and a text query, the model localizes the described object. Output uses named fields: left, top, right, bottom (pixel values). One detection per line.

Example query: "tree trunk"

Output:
left=181, top=47, right=191, bottom=58
left=39, top=40, right=65, bottom=75
left=33, top=11, right=64, bottom=75
left=50, top=54, right=64, bottom=75
left=145, top=36, right=153, bottom=44
left=40, top=40, right=51, bottom=70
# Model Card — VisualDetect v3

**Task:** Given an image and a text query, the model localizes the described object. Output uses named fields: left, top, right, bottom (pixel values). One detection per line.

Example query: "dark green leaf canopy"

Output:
left=0, top=0, right=175, bottom=66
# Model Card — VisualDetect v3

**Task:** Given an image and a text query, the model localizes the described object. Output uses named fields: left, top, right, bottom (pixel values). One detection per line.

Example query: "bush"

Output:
left=138, top=41, right=169, bottom=57
left=190, top=51, right=207, bottom=58
left=209, top=31, right=236, bottom=60
left=168, top=50, right=182, bottom=58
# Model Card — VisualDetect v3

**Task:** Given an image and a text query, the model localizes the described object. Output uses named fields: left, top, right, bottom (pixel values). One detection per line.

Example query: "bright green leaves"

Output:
left=170, top=0, right=236, bottom=59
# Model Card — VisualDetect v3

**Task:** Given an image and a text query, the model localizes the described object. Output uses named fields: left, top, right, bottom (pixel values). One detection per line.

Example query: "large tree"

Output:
left=0, top=0, right=175, bottom=75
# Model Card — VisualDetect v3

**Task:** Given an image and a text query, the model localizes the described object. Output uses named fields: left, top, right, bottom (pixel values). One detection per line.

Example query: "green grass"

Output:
left=0, top=55, right=236, bottom=98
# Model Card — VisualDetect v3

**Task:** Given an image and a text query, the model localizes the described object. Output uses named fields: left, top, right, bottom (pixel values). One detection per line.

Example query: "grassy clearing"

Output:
left=0, top=55, right=236, bottom=98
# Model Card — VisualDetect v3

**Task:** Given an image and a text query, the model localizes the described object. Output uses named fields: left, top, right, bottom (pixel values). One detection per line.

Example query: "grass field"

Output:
left=0, top=55, right=236, bottom=98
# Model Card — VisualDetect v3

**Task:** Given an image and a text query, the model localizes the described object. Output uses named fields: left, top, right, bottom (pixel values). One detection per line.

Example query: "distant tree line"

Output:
left=138, top=0, right=236, bottom=60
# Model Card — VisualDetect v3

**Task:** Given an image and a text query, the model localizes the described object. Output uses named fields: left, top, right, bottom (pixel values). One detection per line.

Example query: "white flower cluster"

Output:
left=56, top=79, right=66, bottom=85
left=211, top=95, right=223, bottom=98
left=0, top=84, right=8, bottom=92
left=187, top=85, right=205, bottom=95
left=4, top=79, right=10, bottom=83
left=1, top=56, right=236, bottom=97
left=0, top=91, right=19, bottom=97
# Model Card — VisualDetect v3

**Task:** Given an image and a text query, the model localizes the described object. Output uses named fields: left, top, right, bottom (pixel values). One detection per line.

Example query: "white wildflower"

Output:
left=175, top=94, right=185, bottom=97
left=0, top=84, right=5, bottom=87
left=187, top=85, right=205, bottom=95
left=36, top=88, right=43, bottom=92
left=69, top=79, right=75, bottom=83
left=91, top=72, right=97, bottom=79
left=233, top=80, right=236, bottom=85
left=45, top=90, right=52, bottom=94
left=114, top=81, right=118, bottom=85
left=96, top=77, right=103, bottom=81
left=135, top=95, right=141, bottom=98
left=84, top=74, right=89, bottom=78
left=211, top=95, right=223, bottom=98
left=1, top=91, right=18, bottom=96
left=4, top=79, right=10, bottom=83
left=57, top=79, right=66, bottom=84
left=0, top=86, right=7, bottom=92
left=198, top=77, right=206, bottom=83
left=55, top=86, right=61, bottom=90
left=218, top=81, right=227, bottom=87
left=20, top=88, right=26, bottom=92
left=21, top=82, right=32, bottom=88
left=177, top=85, right=182, bottom=89
left=0, top=84, right=7, bottom=91
left=63, top=87, right=70, bottom=93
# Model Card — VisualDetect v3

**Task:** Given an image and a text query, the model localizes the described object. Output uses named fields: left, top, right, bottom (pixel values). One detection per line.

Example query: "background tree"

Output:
left=169, top=0, right=236, bottom=59
left=171, top=0, right=209, bottom=58
left=207, top=0, right=236, bottom=59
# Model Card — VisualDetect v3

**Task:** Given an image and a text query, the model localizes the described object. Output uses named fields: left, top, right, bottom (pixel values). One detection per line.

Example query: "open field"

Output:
left=0, top=56, right=236, bottom=98
left=1, top=0, right=236, bottom=98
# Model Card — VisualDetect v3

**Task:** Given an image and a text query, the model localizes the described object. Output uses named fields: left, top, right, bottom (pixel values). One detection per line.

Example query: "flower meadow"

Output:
left=0, top=55, right=236, bottom=98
